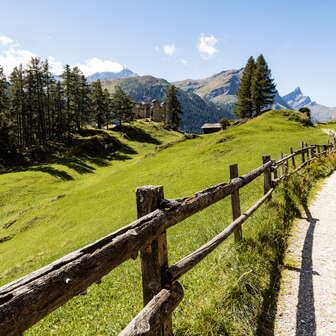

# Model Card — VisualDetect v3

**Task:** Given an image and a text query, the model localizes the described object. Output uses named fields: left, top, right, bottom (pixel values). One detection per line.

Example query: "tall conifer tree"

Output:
left=111, top=86, right=134, bottom=126
left=164, top=85, right=182, bottom=130
left=0, top=67, right=9, bottom=126
left=9, top=66, right=25, bottom=146
left=91, top=80, right=106, bottom=129
left=251, top=54, right=276, bottom=115
left=234, top=56, right=255, bottom=118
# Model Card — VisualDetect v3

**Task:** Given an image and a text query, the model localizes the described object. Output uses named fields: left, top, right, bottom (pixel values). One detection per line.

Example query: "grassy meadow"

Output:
left=0, top=110, right=332, bottom=335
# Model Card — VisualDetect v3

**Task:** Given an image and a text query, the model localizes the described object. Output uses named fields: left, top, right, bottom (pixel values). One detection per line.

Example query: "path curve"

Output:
left=274, top=172, right=336, bottom=335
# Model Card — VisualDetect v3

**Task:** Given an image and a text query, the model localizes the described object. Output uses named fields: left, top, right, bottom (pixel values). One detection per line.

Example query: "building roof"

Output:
left=201, top=123, right=223, bottom=129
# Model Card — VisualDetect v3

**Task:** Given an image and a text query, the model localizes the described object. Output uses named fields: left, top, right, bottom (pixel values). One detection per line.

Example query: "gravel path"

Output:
left=274, top=172, right=336, bottom=335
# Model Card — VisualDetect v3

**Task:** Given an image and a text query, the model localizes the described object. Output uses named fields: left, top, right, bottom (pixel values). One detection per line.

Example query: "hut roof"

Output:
left=201, top=123, right=223, bottom=129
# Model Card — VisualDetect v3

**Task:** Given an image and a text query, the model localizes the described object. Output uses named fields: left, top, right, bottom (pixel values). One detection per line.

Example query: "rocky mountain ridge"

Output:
left=282, top=87, right=336, bottom=122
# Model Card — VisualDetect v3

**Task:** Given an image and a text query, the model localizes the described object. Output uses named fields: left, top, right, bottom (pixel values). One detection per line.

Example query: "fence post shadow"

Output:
left=295, top=204, right=319, bottom=336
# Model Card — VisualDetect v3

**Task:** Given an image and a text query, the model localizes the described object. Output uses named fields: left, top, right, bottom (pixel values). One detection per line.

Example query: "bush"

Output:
left=219, top=118, right=231, bottom=129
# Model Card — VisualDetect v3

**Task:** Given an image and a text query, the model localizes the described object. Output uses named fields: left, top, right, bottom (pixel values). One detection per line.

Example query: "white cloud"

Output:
left=162, top=44, right=176, bottom=57
left=74, top=57, right=124, bottom=76
left=198, top=34, right=218, bottom=58
left=0, top=35, right=14, bottom=46
left=0, top=35, right=125, bottom=77
left=0, top=47, right=36, bottom=75
left=47, top=56, right=64, bottom=75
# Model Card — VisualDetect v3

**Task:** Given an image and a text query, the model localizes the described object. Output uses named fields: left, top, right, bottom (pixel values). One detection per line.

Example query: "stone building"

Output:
left=132, top=100, right=167, bottom=123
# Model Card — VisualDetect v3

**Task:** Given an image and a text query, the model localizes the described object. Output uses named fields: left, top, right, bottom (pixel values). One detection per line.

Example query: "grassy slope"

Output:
left=0, top=110, right=329, bottom=335
left=317, top=121, right=336, bottom=131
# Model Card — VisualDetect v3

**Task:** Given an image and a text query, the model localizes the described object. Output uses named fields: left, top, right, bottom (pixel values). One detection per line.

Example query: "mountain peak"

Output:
left=87, top=68, right=138, bottom=82
left=282, top=87, right=311, bottom=109
left=293, top=87, right=302, bottom=95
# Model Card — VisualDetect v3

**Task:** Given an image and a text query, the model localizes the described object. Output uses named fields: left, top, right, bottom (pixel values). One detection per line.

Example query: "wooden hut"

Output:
left=201, top=123, right=223, bottom=134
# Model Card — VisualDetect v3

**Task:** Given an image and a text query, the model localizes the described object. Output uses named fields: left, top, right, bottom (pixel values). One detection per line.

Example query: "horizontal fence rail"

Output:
left=0, top=137, right=335, bottom=336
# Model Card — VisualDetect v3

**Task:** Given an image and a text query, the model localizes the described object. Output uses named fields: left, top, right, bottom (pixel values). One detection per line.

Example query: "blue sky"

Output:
left=1, top=0, right=336, bottom=105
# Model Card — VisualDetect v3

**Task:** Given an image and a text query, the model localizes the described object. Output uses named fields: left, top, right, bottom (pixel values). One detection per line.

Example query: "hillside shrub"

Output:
left=219, top=117, right=231, bottom=129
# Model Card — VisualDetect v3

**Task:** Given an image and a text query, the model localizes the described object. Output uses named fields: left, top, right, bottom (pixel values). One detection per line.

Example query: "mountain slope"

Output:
left=174, top=69, right=243, bottom=108
left=87, top=68, right=137, bottom=82
left=174, top=69, right=290, bottom=111
left=101, top=75, right=236, bottom=133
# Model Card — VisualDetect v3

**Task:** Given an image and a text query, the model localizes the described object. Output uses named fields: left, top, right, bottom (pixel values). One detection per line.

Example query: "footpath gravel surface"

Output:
left=274, top=172, right=336, bottom=336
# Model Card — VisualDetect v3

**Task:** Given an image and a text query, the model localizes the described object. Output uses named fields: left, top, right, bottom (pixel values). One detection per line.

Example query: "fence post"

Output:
left=262, top=155, right=272, bottom=200
left=301, top=142, right=305, bottom=163
left=230, top=164, right=242, bottom=242
left=290, top=147, right=296, bottom=169
left=305, top=143, right=310, bottom=160
left=280, top=153, right=285, bottom=177
left=317, top=145, right=321, bottom=155
left=311, top=145, right=316, bottom=158
left=323, top=144, right=327, bottom=156
left=136, top=185, right=172, bottom=336
left=273, top=166, right=278, bottom=180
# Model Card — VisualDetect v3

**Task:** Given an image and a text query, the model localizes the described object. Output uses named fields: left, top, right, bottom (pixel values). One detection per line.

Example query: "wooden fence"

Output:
left=0, top=140, right=335, bottom=336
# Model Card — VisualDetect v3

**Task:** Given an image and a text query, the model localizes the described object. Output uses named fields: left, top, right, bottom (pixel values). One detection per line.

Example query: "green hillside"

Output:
left=0, top=110, right=330, bottom=335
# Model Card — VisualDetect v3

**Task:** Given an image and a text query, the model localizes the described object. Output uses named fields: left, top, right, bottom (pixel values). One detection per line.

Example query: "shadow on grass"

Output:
left=112, top=125, right=161, bottom=145
left=29, top=166, right=74, bottom=181
left=0, top=130, right=139, bottom=179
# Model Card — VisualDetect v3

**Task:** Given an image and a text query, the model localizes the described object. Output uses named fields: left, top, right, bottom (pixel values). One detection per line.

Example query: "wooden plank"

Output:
left=301, top=142, right=305, bottom=163
left=0, top=160, right=273, bottom=335
left=230, top=164, right=242, bottom=242
left=166, top=188, right=274, bottom=282
left=136, top=185, right=172, bottom=335
left=119, top=282, right=183, bottom=336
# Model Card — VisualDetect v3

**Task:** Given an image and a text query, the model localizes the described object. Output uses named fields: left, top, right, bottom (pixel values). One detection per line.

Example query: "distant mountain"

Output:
left=282, top=87, right=336, bottom=122
left=101, top=75, right=235, bottom=133
left=282, top=87, right=312, bottom=109
left=174, top=69, right=290, bottom=112
left=174, top=69, right=243, bottom=110
left=87, top=68, right=137, bottom=82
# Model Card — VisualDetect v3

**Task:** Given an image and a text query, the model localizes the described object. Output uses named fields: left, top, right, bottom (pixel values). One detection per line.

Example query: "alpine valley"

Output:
left=89, top=68, right=336, bottom=132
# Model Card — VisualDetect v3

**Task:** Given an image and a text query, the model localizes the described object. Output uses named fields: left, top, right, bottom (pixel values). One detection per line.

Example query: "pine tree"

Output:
left=79, top=75, right=91, bottom=127
left=234, top=56, right=255, bottom=118
left=164, top=85, right=182, bottom=130
left=111, top=86, right=134, bottom=126
left=91, top=80, right=105, bottom=129
left=251, top=54, right=276, bottom=116
left=0, top=67, right=9, bottom=127
left=9, top=65, right=26, bottom=146
left=103, top=88, right=112, bottom=130
left=61, top=64, right=74, bottom=142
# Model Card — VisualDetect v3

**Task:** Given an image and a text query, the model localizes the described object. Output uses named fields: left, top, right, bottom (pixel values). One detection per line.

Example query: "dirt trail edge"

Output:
left=274, top=172, right=336, bottom=335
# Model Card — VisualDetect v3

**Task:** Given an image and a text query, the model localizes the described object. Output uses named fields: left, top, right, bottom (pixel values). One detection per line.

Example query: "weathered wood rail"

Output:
left=0, top=140, right=335, bottom=336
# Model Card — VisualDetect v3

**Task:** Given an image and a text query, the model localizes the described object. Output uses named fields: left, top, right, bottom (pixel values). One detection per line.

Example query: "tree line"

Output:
left=0, top=58, right=181, bottom=152
left=235, top=54, right=276, bottom=118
